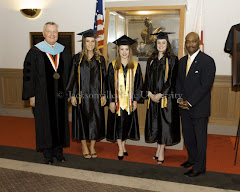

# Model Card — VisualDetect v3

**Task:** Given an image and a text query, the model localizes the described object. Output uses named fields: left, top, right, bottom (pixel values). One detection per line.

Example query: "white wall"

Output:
left=185, top=0, right=237, bottom=75
left=0, top=0, right=96, bottom=69
left=0, top=0, right=239, bottom=75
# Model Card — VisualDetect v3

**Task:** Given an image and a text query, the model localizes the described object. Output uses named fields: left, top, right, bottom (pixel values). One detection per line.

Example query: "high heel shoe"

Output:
left=83, top=153, right=91, bottom=159
left=82, top=150, right=91, bottom=159
left=118, top=155, right=124, bottom=160
left=91, top=153, right=97, bottom=158
left=123, top=152, right=128, bottom=156
left=154, top=148, right=166, bottom=161
left=157, top=160, right=164, bottom=164
left=153, top=156, right=158, bottom=160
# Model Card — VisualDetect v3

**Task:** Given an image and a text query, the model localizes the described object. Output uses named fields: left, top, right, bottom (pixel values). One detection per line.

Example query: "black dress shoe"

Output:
left=44, top=157, right=53, bottom=165
left=180, top=161, right=193, bottom=168
left=56, top=155, right=66, bottom=162
left=184, top=169, right=206, bottom=177
left=123, top=152, right=128, bottom=156
left=118, top=156, right=124, bottom=160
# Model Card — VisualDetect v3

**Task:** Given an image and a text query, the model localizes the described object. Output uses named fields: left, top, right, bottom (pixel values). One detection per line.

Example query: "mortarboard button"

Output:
left=112, top=35, right=137, bottom=46
left=77, top=29, right=100, bottom=38
left=151, top=32, right=175, bottom=41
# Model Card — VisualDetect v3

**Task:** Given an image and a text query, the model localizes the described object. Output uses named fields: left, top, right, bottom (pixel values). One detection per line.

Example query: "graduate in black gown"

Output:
left=107, top=35, right=143, bottom=160
left=67, top=29, right=106, bottom=159
left=144, top=32, right=180, bottom=164
left=22, top=22, right=71, bottom=164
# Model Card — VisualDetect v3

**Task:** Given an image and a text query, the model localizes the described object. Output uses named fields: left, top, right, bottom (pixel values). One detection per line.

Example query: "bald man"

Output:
left=176, top=32, right=216, bottom=177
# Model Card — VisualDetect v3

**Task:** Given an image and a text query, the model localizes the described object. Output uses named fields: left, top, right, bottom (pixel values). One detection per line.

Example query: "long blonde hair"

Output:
left=114, top=45, right=134, bottom=70
left=80, top=37, right=101, bottom=61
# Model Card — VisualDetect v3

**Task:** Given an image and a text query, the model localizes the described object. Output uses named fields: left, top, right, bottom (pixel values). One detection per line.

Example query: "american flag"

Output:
left=94, top=0, right=104, bottom=49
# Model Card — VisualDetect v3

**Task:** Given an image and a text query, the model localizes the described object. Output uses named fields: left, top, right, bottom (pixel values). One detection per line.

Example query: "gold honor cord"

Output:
left=115, top=69, right=120, bottom=115
left=165, top=58, right=169, bottom=82
left=147, top=58, right=169, bottom=109
left=147, top=98, right=150, bottom=109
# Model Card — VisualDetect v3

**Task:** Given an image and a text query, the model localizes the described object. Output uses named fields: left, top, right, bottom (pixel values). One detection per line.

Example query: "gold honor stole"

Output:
left=147, top=58, right=169, bottom=109
left=112, top=60, right=138, bottom=116
left=78, top=55, right=104, bottom=106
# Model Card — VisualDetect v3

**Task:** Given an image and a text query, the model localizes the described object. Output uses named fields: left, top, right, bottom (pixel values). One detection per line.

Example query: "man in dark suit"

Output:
left=176, top=32, right=216, bottom=177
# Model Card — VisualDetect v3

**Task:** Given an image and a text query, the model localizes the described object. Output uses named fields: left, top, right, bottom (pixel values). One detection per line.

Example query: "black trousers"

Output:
left=42, top=146, right=63, bottom=159
left=181, top=111, right=208, bottom=172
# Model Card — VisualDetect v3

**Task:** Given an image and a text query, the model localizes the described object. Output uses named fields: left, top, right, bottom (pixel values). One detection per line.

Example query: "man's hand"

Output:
left=30, top=97, right=35, bottom=107
left=179, top=100, right=190, bottom=110
left=178, top=98, right=183, bottom=105
left=133, top=101, right=137, bottom=111
left=71, top=96, right=77, bottom=107
left=101, top=96, right=107, bottom=106
left=109, top=102, right=116, bottom=113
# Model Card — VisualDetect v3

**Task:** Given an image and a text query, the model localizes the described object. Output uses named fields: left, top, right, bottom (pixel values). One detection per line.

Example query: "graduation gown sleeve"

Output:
left=224, top=26, right=234, bottom=54
left=66, top=54, right=79, bottom=96
left=170, top=57, right=179, bottom=95
left=22, top=49, right=37, bottom=100
left=133, top=64, right=143, bottom=103
left=143, top=58, right=151, bottom=99
left=62, top=49, right=72, bottom=89
left=100, top=56, right=107, bottom=96
left=107, top=62, right=115, bottom=103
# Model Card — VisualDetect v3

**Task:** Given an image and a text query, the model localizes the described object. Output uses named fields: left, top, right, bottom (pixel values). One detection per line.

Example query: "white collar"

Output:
left=188, top=49, right=200, bottom=63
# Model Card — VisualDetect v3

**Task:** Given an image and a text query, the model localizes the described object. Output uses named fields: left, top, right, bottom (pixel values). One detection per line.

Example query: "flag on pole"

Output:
left=94, top=0, right=104, bottom=49
left=193, top=0, right=204, bottom=52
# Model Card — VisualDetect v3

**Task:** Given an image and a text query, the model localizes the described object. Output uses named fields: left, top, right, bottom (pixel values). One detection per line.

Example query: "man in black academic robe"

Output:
left=176, top=32, right=216, bottom=177
left=22, top=22, right=71, bottom=164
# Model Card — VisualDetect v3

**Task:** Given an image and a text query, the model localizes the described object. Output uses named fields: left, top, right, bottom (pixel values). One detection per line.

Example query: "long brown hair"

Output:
left=114, top=45, right=134, bottom=70
left=80, top=37, right=101, bottom=61
left=150, top=39, right=175, bottom=60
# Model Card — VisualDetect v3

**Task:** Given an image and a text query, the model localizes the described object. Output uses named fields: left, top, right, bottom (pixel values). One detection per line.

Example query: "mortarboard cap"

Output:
left=77, top=29, right=100, bottom=38
left=112, top=35, right=136, bottom=46
left=151, top=32, right=175, bottom=41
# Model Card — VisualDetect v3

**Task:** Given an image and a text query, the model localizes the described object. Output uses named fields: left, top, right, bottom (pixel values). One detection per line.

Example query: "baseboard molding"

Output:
left=0, top=108, right=34, bottom=118
left=208, top=124, right=237, bottom=136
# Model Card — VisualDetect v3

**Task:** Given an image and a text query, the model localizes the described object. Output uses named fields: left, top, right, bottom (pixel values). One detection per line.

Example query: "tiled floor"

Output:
left=0, top=158, right=239, bottom=192
left=0, top=167, right=153, bottom=192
